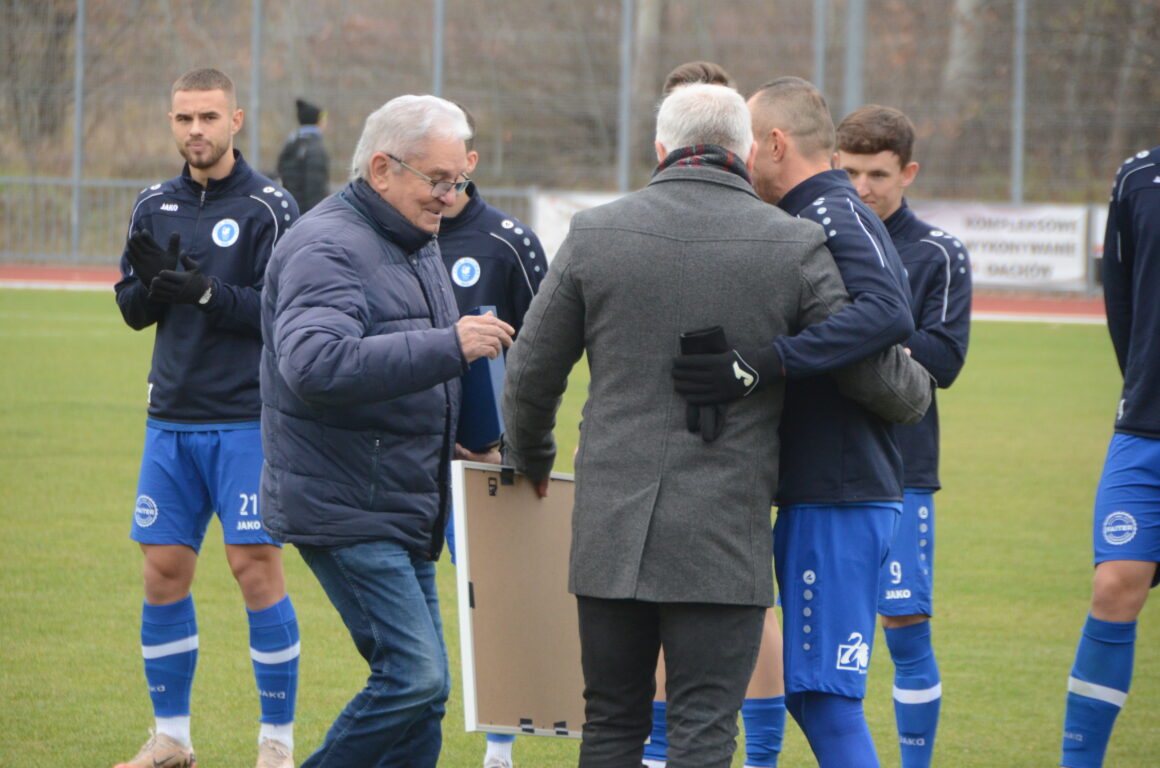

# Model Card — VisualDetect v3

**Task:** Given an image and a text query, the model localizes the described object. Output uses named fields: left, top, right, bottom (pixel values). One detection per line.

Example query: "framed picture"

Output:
left=451, top=460, right=584, bottom=738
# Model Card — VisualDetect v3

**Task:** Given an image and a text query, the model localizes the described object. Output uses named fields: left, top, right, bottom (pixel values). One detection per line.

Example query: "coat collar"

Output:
left=340, top=177, right=437, bottom=255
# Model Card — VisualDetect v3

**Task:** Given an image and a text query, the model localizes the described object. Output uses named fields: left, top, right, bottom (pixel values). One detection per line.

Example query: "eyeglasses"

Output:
left=387, top=153, right=471, bottom=197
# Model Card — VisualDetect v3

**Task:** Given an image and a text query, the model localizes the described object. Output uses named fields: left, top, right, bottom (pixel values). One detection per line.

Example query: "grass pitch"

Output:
left=0, top=289, right=1156, bottom=767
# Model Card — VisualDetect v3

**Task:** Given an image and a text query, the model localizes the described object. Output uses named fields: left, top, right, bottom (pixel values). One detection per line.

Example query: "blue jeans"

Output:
left=297, top=539, right=450, bottom=768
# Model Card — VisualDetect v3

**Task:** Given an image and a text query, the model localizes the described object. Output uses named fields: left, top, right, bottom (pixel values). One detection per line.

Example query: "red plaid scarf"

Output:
left=654, top=143, right=752, bottom=185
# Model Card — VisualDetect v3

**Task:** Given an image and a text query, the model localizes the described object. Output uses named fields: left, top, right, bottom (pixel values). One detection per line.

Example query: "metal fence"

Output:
left=0, top=177, right=536, bottom=265
left=3, top=0, right=1158, bottom=269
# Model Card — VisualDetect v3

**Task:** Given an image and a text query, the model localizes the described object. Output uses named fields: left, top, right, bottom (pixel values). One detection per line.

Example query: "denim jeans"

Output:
left=297, top=539, right=450, bottom=768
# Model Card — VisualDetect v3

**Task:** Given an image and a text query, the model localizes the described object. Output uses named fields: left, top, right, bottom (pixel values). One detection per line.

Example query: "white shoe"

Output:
left=483, top=758, right=513, bottom=768
left=114, top=732, right=195, bottom=768
left=256, top=737, right=293, bottom=768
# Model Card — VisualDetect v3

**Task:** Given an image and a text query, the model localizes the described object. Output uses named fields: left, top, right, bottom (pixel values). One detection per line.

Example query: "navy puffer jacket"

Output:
left=260, top=178, right=465, bottom=558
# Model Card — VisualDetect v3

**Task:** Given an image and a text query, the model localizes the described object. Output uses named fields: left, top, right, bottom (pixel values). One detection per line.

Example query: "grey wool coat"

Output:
left=503, top=162, right=884, bottom=607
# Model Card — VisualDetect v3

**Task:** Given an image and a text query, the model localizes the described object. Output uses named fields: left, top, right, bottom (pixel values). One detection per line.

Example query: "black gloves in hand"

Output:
left=150, top=253, right=213, bottom=306
left=679, top=326, right=729, bottom=442
left=672, top=344, right=783, bottom=405
left=126, top=230, right=181, bottom=287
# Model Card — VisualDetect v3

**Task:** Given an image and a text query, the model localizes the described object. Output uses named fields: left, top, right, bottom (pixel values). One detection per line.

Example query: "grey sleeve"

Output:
left=797, top=239, right=933, bottom=424
left=831, top=346, right=934, bottom=425
left=500, top=232, right=586, bottom=482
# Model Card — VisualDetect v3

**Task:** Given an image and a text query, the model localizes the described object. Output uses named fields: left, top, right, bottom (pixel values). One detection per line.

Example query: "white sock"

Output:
left=259, top=722, right=294, bottom=751
left=484, top=738, right=514, bottom=763
left=155, top=716, right=192, bottom=747
left=642, top=760, right=666, bottom=768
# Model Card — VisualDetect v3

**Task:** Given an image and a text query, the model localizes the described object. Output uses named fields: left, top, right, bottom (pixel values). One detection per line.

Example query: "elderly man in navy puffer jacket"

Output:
left=259, top=94, right=513, bottom=768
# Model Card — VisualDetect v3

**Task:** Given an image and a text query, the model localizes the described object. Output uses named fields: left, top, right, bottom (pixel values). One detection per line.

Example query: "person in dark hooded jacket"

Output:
left=276, top=98, right=329, bottom=212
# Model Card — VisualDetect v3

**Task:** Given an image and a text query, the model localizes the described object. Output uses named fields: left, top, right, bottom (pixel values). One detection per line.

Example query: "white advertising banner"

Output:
left=911, top=201, right=1090, bottom=289
left=534, top=191, right=622, bottom=263
left=536, top=194, right=1095, bottom=289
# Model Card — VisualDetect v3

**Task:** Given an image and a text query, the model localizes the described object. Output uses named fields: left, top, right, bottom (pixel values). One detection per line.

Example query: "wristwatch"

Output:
left=197, top=284, right=214, bottom=306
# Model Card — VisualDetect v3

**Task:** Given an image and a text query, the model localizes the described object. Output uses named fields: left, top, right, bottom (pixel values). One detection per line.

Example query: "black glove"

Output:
left=126, top=230, right=181, bottom=287
left=672, top=344, right=782, bottom=406
left=679, top=326, right=729, bottom=442
left=150, top=253, right=213, bottom=306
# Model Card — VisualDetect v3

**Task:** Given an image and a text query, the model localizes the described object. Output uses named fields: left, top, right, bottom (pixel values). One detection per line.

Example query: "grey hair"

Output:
left=655, top=83, right=753, bottom=159
left=349, top=95, right=471, bottom=181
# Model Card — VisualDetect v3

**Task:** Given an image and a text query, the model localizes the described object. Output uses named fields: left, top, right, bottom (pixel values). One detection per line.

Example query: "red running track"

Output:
left=0, top=263, right=1105, bottom=321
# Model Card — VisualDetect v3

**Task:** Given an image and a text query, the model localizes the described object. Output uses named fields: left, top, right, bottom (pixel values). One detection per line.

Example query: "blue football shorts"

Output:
left=774, top=502, right=900, bottom=699
left=877, top=489, right=935, bottom=617
left=132, top=423, right=277, bottom=550
left=1092, top=433, right=1160, bottom=585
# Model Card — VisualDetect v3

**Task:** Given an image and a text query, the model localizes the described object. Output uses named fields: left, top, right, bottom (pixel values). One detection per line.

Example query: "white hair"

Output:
left=655, top=83, right=753, bottom=158
left=349, top=94, right=471, bottom=181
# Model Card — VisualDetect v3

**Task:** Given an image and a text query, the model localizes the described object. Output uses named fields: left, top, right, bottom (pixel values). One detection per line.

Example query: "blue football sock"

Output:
left=742, top=696, right=785, bottom=767
left=1061, top=615, right=1135, bottom=768
left=885, top=622, right=941, bottom=768
left=248, top=595, right=300, bottom=726
left=141, top=595, right=198, bottom=718
left=642, top=700, right=669, bottom=761
left=786, top=691, right=879, bottom=768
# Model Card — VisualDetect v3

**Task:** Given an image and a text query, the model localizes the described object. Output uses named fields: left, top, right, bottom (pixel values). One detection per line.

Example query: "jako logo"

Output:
left=900, top=736, right=926, bottom=747
left=161, top=203, right=179, bottom=212
left=237, top=520, right=263, bottom=531
left=884, top=589, right=912, bottom=600
left=836, top=632, right=870, bottom=673
left=260, top=690, right=287, bottom=699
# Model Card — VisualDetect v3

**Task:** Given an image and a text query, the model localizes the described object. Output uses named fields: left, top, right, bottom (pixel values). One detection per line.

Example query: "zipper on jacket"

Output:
left=368, top=436, right=382, bottom=507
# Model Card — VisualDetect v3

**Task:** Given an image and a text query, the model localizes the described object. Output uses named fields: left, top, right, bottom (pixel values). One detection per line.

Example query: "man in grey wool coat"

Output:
left=500, top=83, right=931, bottom=768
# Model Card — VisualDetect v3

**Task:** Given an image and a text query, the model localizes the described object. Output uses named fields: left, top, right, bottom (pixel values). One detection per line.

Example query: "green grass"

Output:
left=0, top=290, right=1156, bottom=767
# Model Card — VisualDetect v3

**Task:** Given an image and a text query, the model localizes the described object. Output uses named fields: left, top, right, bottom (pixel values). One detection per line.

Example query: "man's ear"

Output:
left=368, top=152, right=393, bottom=194
left=231, top=108, right=244, bottom=136
left=768, top=128, right=788, bottom=163
left=900, top=160, right=920, bottom=188
left=746, top=141, right=758, bottom=175
left=465, top=150, right=480, bottom=176
left=655, top=140, right=668, bottom=164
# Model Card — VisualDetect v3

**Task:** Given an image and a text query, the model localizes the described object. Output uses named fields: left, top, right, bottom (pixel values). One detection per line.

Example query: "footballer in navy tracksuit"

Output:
left=114, top=136, right=301, bottom=762
left=834, top=103, right=973, bottom=768
left=770, top=169, right=914, bottom=712
left=1061, top=145, right=1160, bottom=768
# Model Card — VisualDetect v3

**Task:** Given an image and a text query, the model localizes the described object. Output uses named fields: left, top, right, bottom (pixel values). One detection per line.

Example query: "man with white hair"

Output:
left=260, top=94, right=514, bottom=768
left=501, top=83, right=928, bottom=768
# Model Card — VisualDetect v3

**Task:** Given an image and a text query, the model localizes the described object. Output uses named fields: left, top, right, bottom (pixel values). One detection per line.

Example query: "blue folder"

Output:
left=457, top=306, right=506, bottom=452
